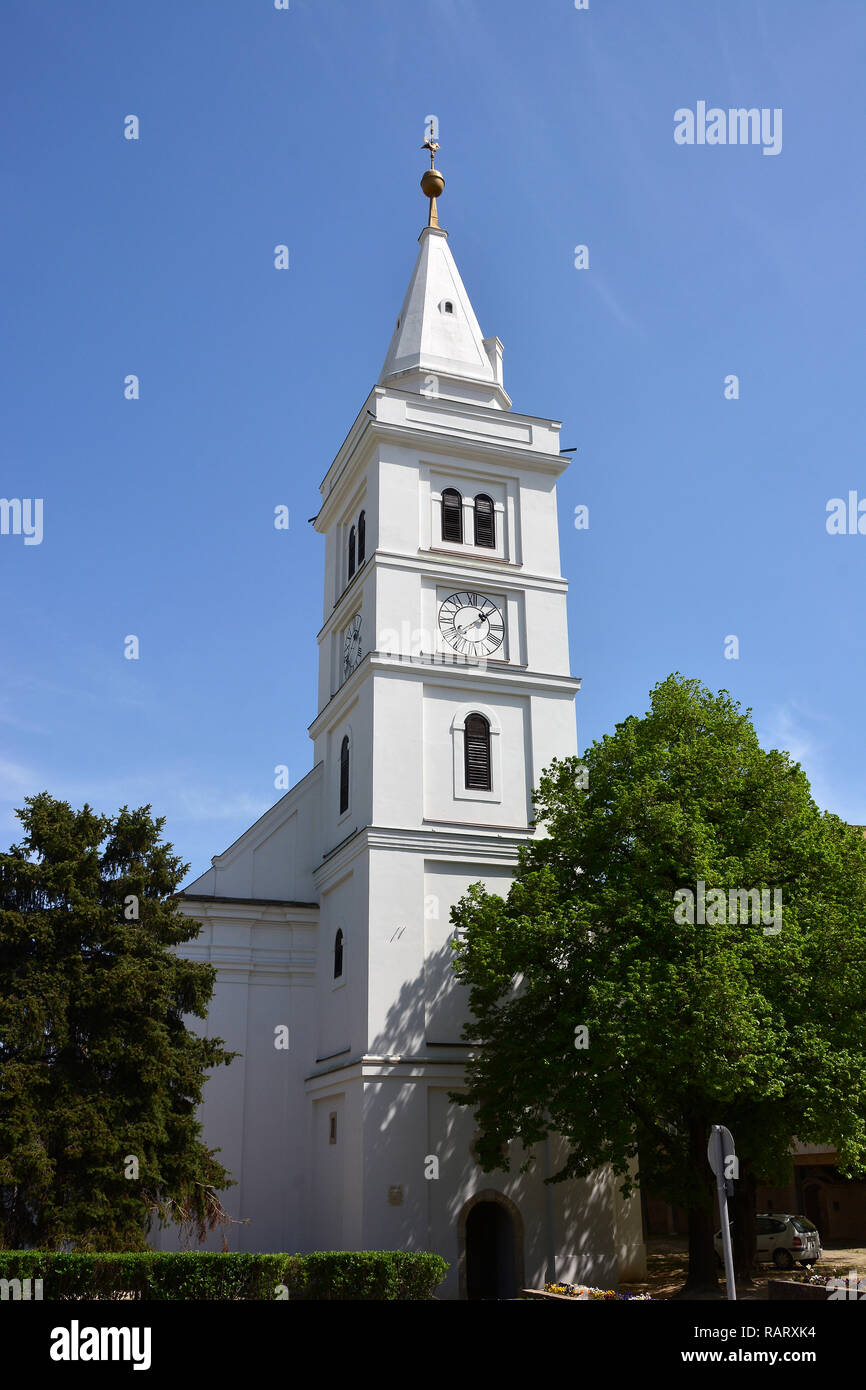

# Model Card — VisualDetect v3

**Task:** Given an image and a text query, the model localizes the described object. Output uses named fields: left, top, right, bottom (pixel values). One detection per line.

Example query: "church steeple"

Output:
left=377, top=141, right=510, bottom=410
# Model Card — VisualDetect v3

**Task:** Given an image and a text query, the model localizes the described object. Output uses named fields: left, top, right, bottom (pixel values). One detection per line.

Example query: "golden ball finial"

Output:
left=421, top=168, right=445, bottom=199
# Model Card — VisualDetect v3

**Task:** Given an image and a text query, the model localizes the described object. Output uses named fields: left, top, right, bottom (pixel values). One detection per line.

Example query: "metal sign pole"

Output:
left=711, top=1124, right=737, bottom=1301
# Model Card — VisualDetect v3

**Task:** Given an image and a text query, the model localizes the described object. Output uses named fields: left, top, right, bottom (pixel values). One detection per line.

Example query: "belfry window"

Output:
left=357, top=510, right=366, bottom=564
left=333, top=930, right=344, bottom=980
left=348, top=526, right=356, bottom=580
left=473, top=494, right=495, bottom=548
left=442, top=488, right=463, bottom=543
left=464, top=713, right=492, bottom=791
left=339, top=735, right=350, bottom=813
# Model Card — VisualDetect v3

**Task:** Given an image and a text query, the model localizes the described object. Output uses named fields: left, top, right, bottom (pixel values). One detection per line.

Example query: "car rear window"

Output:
left=791, top=1218, right=817, bottom=1233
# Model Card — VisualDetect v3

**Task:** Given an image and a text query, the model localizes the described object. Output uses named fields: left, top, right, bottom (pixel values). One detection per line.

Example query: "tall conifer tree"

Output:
left=0, top=793, right=235, bottom=1251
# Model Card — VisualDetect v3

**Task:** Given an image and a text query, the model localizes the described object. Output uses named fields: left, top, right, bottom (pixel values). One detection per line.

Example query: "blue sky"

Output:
left=2, top=0, right=865, bottom=881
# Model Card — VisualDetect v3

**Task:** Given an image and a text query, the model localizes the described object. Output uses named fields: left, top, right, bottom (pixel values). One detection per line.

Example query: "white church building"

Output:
left=162, top=148, right=646, bottom=1298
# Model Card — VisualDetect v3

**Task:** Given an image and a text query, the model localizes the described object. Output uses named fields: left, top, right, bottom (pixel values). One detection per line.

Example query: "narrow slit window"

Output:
left=473, top=494, right=495, bottom=548
left=357, top=510, right=366, bottom=564
left=339, top=735, right=350, bottom=813
left=348, top=526, right=356, bottom=580
left=442, top=488, right=463, bottom=543
left=464, top=713, right=492, bottom=791
left=333, top=929, right=344, bottom=980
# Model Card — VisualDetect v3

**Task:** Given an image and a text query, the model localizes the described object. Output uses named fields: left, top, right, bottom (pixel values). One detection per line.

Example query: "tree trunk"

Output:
left=680, top=1117, right=720, bottom=1295
left=730, top=1164, right=758, bottom=1285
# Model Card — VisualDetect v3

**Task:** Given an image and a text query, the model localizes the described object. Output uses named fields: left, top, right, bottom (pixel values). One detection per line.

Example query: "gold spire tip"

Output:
left=420, top=137, right=445, bottom=230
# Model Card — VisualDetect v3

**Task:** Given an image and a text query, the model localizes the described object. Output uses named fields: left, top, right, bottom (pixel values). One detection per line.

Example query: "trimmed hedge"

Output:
left=293, top=1252, right=448, bottom=1301
left=0, top=1250, right=448, bottom=1301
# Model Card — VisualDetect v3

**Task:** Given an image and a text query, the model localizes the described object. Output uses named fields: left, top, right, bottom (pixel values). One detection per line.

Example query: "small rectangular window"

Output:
left=329, top=1113, right=337, bottom=1144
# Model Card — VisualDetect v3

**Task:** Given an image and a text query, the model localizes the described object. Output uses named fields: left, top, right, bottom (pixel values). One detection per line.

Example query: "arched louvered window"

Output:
left=464, top=713, right=492, bottom=791
left=442, top=488, right=463, bottom=543
left=473, top=494, right=495, bottom=548
left=357, top=510, right=366, bottom=564
left=339, top=735, right=350, bottom=813
left=334, top=929, right=344, bottom=979
left=348, top=526, right=356, bottom=580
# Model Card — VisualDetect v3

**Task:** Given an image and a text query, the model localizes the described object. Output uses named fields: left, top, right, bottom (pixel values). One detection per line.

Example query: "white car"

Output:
left=714, top=1213, right=822, bottom=1269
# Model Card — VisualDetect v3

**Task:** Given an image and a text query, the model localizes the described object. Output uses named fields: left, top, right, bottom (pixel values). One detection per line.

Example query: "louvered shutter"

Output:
left=442, top=489, right=463, bottom=543
left=464, top=714, right=491, bottom=790
left=474, top=495, right=495, bottom=548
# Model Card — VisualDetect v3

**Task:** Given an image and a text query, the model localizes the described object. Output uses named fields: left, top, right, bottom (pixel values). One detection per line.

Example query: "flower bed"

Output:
left=543, top=1281, right=651, bottom=1301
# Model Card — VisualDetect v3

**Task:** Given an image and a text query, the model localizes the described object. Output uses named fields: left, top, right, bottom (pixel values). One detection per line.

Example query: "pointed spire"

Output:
left=377, top=137, right=511, bottom=410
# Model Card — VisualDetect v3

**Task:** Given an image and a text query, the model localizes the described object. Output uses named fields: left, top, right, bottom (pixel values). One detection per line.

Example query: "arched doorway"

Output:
left=458, top=1192, right=524, bottom=1300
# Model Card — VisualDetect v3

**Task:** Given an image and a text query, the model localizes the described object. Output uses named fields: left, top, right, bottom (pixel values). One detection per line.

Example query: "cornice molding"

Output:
left=312, top=822, right=529, bottom=884
left=312, top=826, right=370, bottom=888
left=304, top=1052, right=474, bottom=1088
left=307, top=667, right=365, bottom=738
left=181, top=894, right=318, bottom=911
left=365, top=824, right=528, bottom=860
left=309, top=649, right=579, bottom=738
left=176, top=942, right=317, bottom=982
left=368, top=652, right=581, bottom=695
left=177, top=901, right=318, bottom=928
left=317, top=389, right=572, bottom=531
left=380, top=547, right=567, bottom=591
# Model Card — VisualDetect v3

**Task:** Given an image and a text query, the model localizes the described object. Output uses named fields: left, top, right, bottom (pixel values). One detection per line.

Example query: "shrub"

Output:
left=292, top=1251, right=448, bottom=1301
left=0, top=1250, right=447, bottom=1301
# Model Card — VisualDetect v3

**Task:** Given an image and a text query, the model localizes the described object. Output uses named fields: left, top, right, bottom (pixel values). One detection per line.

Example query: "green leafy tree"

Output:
left=449, top=675, right=866, bottom=1293
left=0, top=792, right=237, bottom=1251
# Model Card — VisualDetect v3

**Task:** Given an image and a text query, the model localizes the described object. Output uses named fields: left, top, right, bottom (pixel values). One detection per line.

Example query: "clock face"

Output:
left=438, top=590, right=504, bottom=657
left=343, top=614, right=362, bottom=678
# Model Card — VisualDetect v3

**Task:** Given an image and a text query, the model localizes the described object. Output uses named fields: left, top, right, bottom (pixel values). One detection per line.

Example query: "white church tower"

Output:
left=169, top=142, right=646, bottom=1297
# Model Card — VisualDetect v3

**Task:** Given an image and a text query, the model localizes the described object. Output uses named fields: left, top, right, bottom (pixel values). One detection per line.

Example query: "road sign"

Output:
left=707, top=1125, right=736, bottom=1177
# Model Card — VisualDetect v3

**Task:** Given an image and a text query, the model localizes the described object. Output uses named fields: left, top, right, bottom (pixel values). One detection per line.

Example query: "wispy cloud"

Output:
left=756, top=702, right=861, bottom=822
left=585, top=273, right=647, bottom=338
left=0, top=704, right=50, bottom=736
left=0, top=758, right=272, bottom=844
left=759, top=704, right=819, bottom=771
left=0, top=757, right=43, bottom=795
